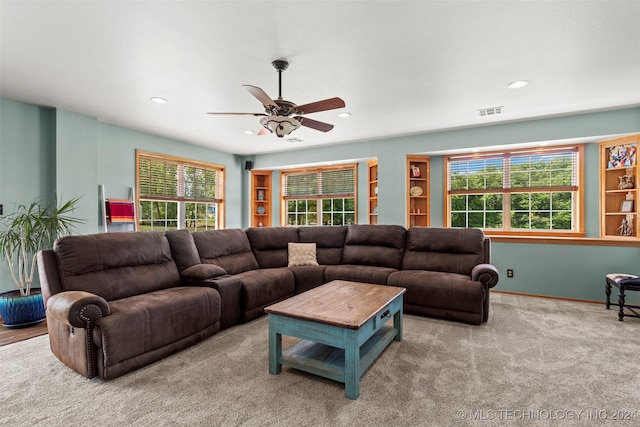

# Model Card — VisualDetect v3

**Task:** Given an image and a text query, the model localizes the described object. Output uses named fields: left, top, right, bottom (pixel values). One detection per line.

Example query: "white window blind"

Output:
left=138, top=152, right=224, bottom=203
left=282, top=166, right=355, bottom=199
left=448, top=146, right=579, bottom=193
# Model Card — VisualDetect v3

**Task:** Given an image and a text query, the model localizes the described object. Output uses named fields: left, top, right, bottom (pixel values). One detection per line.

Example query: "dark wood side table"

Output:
left=605, top=274, right=640, bottom=321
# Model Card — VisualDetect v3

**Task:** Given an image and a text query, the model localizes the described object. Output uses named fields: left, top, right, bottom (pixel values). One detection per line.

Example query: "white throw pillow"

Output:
left=288, top=242, right=319, bottom=267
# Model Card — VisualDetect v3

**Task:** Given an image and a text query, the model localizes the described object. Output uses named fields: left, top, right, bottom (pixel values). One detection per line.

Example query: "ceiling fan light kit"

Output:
left=207, top=59, right=345, bottom=138
left=260, top=115, right=301, bottom=138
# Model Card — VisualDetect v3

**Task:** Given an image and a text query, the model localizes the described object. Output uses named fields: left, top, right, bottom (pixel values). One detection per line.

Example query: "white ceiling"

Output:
left=1, top=1, right=639, bottom=156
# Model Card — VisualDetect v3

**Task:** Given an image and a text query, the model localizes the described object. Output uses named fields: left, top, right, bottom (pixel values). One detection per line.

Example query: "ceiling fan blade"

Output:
left=243, top=85, right=278, bottom=108
left=206, top=112, right=266, bottom=116
left=295, top=97, right=345, bottom=115
left=294, top=116, right=334, bottom=132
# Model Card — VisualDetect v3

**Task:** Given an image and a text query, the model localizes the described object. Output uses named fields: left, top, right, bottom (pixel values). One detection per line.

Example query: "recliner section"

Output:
left=39, top=231, right=221, bottom=380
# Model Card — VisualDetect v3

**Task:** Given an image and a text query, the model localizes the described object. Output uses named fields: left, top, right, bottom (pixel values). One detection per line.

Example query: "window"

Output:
left=445, top=145, right=584, bottom=236
left=136, top=151, right=225, bottom=231
left=281, top=165, right=357, bottom=226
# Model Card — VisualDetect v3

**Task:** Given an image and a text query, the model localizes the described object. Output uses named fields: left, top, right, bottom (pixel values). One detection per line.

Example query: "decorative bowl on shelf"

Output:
left=409, top=186, right=423, bottom=196
left=257, top=206, right=265, bottom=214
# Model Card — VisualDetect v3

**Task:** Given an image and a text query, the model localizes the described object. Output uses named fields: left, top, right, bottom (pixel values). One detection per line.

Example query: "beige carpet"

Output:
left=1, top=292, right=639, bottom=426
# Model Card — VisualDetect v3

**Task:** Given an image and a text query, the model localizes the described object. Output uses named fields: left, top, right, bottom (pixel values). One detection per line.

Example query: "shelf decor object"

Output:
left=608, top=144, right=637, bottom=168
left=406, top=155, right=430, bottom=228
left=251, top=170, right=272, bottom=227
left=599, top=134, right=639, bottom=240
left=617, top=218, right=634, bottom=236
left=368, top=159, right=378, bottom=224
left=621, top=200, right=634, bottom=213
left=409, top=186, right=423, bottom=197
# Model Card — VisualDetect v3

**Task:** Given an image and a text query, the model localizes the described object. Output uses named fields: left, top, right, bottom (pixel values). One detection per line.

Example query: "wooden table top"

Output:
left=264, top=280, right=406, bottom=329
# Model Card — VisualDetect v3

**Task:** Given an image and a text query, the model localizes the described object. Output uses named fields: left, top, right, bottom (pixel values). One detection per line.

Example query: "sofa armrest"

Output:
left=471, top=263, right=500, bottom=288
left=47, top=291, right=110, bottom=328
left=181, top=264, right=227, bottom=280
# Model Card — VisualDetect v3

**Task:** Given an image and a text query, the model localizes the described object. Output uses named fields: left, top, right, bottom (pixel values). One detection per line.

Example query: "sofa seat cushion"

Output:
left=289, top=265, right=326, bottom=294
left=235, top=268, right=295, bottom=321
left=324, top=264, right=397, bottom=285
left=92, top=286, right=221, bottom=370
left=388, top=270, right=486, bottom=314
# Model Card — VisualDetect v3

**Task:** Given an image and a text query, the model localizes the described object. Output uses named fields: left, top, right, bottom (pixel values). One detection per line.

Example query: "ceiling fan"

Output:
left=207, top=60, right=346, bottom=137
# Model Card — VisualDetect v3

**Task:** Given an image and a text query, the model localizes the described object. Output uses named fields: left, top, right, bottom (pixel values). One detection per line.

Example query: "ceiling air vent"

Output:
left=286, top=137, right=303, bottom=143
left=478, top=106, right=503, bottom=117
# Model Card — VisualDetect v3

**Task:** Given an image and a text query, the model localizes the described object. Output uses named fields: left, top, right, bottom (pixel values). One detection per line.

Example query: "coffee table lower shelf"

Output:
left=280, top=325, right=398, bottom=384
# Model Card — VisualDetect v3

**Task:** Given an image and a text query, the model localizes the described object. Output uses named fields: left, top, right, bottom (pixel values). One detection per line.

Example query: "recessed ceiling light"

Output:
left=244, top=130, right=255, bottom=135
left=507, top=80, right=529, bottom=89
left=337, top=112, right=351, bottom=118
left=150, top=97, right=169, bottom=104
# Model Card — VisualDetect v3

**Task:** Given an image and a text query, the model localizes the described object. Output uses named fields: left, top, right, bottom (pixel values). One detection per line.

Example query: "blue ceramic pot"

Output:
left=0, top=289, right=46, bottom=328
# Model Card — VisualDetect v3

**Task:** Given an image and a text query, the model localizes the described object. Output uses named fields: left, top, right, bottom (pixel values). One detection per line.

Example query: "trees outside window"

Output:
left=446, top=145, right=583, bottom=235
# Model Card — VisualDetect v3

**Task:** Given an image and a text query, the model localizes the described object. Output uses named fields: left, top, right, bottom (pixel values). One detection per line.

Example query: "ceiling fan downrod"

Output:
left=272, top=60, right=288, bottom=100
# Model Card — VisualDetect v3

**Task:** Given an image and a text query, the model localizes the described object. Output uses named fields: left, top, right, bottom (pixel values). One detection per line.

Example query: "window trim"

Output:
left=444, top=144, right=585, bottom=237
left=280, top=164, right=358, bottom=226
left=135, top=150, right=226, bottom=230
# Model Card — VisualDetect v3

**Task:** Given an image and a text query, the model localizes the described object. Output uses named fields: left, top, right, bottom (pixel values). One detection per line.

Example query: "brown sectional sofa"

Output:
left=37, top=224, right=499, bottom=380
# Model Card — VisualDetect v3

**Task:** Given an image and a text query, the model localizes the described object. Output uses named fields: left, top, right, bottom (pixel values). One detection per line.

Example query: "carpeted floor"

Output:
left=1, top=292, right=639, bottom=426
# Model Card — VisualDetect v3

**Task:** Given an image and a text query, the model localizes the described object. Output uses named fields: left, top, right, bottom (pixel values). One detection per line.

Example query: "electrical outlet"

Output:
left=507, top=269, right=514, bottom=278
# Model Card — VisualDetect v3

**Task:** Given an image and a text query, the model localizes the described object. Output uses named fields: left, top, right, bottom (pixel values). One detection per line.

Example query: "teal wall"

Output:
left=1, top=95, right=639, bottom=304
left=251, top=108, right=640, bottom=303
left=0, top=98, right=56, bottom=293
left=0, top=98, right=245, bottom=293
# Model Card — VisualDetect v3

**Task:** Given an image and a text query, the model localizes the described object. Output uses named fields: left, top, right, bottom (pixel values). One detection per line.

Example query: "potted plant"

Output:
left=0, top=197, right=83, bottom=328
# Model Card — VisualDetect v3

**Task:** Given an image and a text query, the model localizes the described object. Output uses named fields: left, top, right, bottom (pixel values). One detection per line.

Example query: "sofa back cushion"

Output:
left=192, top=229, right=259, bottom=275
left=298, top=226, right=347, bottom=265
left=164, top=229, right=201, bottom=273
left=341, top=224, right=406, bottom=269
left=54, top=232, right=181, bottom=301
left=402, top=227, right=485, bottom=275
left=246, top=227, right=299, bottom=268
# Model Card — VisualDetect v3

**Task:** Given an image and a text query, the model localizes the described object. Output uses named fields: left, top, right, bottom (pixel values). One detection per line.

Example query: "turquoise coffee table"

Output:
left=264, top=280, right=405, bottom=400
